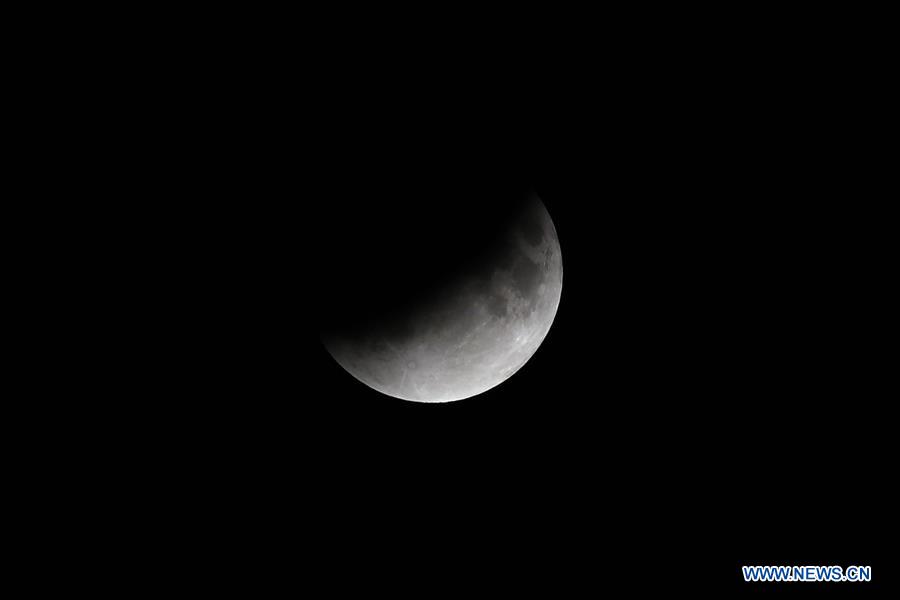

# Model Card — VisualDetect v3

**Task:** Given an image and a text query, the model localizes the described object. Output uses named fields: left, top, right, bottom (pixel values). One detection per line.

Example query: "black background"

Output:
left=225, top=10, right=890, bottom=595
left=18, top=5, right=890, bottom=596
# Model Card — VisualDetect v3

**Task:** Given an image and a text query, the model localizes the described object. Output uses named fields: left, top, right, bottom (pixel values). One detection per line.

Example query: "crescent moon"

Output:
left=323, top=194, right=562, bottom=402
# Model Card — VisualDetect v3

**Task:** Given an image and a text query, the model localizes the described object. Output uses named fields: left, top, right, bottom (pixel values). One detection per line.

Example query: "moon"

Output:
left=321, top=194, right=562, bottom=403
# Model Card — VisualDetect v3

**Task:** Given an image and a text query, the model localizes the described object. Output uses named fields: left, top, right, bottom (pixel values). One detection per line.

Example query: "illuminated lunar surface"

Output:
left=322, top=195, right=562, bottom=402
